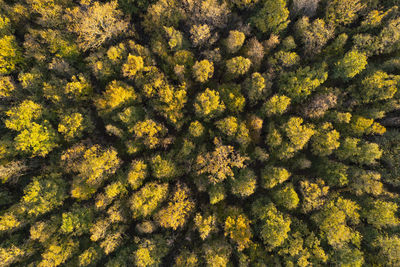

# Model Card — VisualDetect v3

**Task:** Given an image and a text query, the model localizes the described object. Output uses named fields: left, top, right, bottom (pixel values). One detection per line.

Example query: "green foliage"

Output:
left=230, top=169, right=257, bottom=198
left=357, top=70, right=398, bottom=103
left=262, top=94, right=291, bottom=116
left=261, top=166, right=290, bottom=189
left=251, top=0, right=290, bottom=34
left=225, top=30, right=245, bottom=53
left=326, top=0, right=363, bottom=25
left=21, top=174, right=66, bottom=217
left=271, top=183, right=299, bottom=210
left=278, top=66, right=328, bottom=101
left=365, top=200, right=399, bottom=229
left=5, top=100, right=42, bottom=131
left=334, top=50, right=368, bottom=80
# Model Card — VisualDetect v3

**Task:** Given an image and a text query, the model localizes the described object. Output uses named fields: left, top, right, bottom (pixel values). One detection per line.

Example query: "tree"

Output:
left=224, top=214, right=252, bottom=251
left=62, top=144, right=121, bottom=185
left=0, top=76, right=15, bottom=98
left=192, top=60, right=214, bottom=83
left=336, top=138, right=382, bottom=165
left=226, top=56, right=251, bottom=77
left=292, top=0, right=320, bottom=17
left=189, top=120, right=205, bottom=138
left=189, top=24, right=211, bottom=47
left=261, top=166, right=291, bottom=189
left=5, top=100, right=42, bottom=131
left=252, top=201, right=291, bottom=250
left=15, top=122, right=58, bottom=157
left=311, top=123, right=340, bottom=156
left=302, top=91, right=337, bottom=118
left=284, top=117, right=315, bottom=151
left=262, top=94, right=291, bottom=116
left=194, top=88, right=225, bottom=119
left=39, top=238, right=78, bottom=267
left=225, top=30, right=245, bottom=53
left=373, top=235, right=400, bottom=266
left=95, top=80, right=137, bottom=112
left=230, top=169, right=257, bottom=198
left=156, top=183, right=194, bottom=230
left=64, top=74, right=93, bottom=100
left=151, top=154, right=177, bottom=181
left=196, top=138, right=248, bottom=184
left=251, top=0, right=290, bottom=34
left=0, top=35, right=22, bottom=74
left=278, top=65, right=328, bottom=101
left=21, top=174, right=66, bottom=217
left=271, top=183, right=299, bottom=210
left=194, top=213, right=217, bottom=240
left=130, top=182, right=168, bottom=219
left=202, top=239, right=232, bottom=267
left=65, top=0, right=129, bottom=50
left=333, top=50, right=368, bottom=80
left=245, top=72, right=269, bottom=104
left=58, top=112, right=93, bottom=141
left=325, top=0, right=364, bottom=26
left=357, top=70, right=398, bottom=103
left=122, top=54, right=144, bottom=79
left=300, top=179, right=329, bottom=212
left=133, top=236, right=169, bottom=267
left=365, top=200, right=399, bottom=229
left=132, top=119, right=167, bottom=149
left=216, top=116, right=238, bottom=137
left=127, top=160, right=147, bottom=190
left=312, top=197, right=360, bottom=248
left=295, top=17, right=334, bottom=56
left=61, top=205, right=93, bottom=236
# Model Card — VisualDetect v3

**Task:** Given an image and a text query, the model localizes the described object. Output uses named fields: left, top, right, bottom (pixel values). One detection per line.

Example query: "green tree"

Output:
left=39, top=238, right=78, bottom=267
left=58, top=112, right=93, bottom=141
left=261, top=166, right=291, bottom=189
left=373, top=235, right=400, bottom=266
left=0, top=76, right=15, bottom=98
left=311, top=123, right=340, bottom=156
left=326, top=0, right=363, bottom=26
left=251, top=0, right=290, bottom=34
left=271, top=183, right=299, bottom=210
left=151, top=154, right=177, bottom=180
left=230, top=168, right=257, bottom=198
left=122, top=54, right=144, bottom=79
left=357, top=70, right=398, bottom=103
left=278, top=65, right=328, bottom=101
left=262, top=94, right=291, bottom=116
left=334, top=50, right=368, bottom=80
left=21, top=174, right=66, bottom=217
left=252, top=201, right=291, bottom=250
left=312, top=197, right=361, bottom=248
left=61, top=205, right=93, bottom=236
left=365, top=200, right=399, bottom=229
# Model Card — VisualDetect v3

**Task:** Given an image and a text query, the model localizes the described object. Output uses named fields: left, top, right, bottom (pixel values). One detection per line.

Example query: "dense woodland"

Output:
left=1, top=0, right=400, bottom=266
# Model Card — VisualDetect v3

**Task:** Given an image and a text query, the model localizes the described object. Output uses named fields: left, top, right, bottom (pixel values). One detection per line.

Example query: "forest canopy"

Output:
left=1, top=0, right=400, bottom=266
